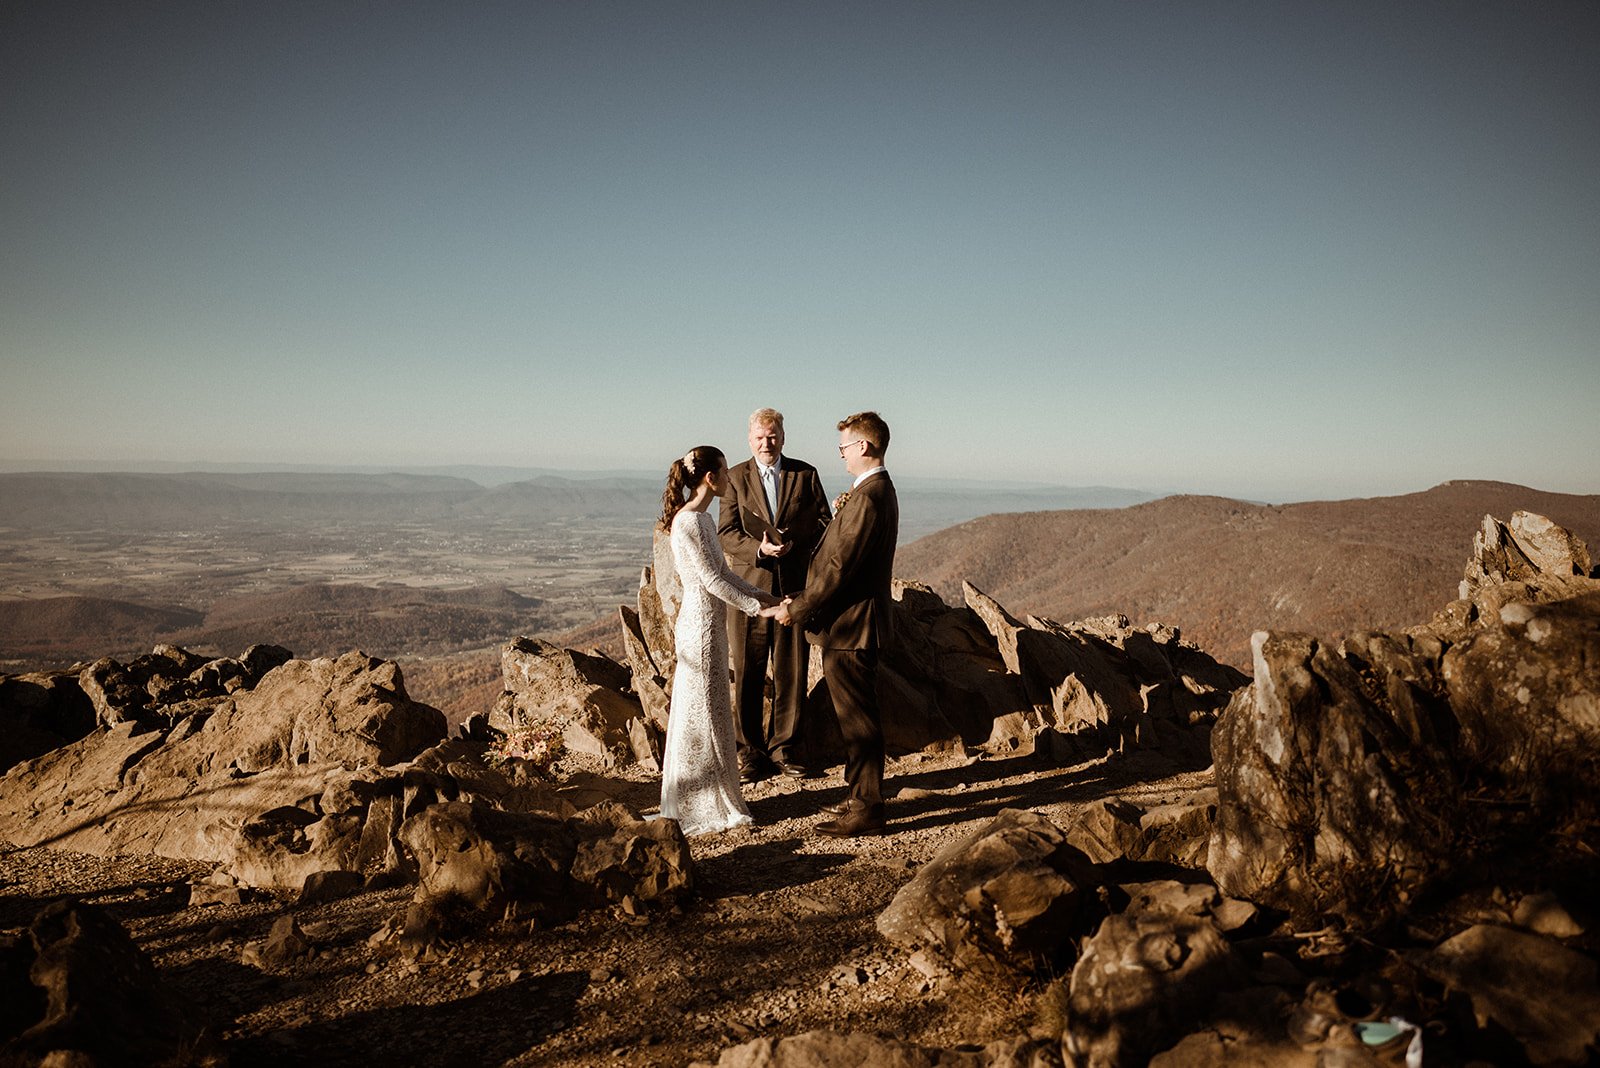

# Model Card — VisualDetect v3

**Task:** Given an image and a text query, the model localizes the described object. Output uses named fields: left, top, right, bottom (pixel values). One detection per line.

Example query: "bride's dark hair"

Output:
left=657, top=445, right=726, bottom=532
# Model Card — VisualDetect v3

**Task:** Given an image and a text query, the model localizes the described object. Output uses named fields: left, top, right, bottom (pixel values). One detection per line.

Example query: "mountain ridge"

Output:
left=897, top=480, right=1600, bottom=668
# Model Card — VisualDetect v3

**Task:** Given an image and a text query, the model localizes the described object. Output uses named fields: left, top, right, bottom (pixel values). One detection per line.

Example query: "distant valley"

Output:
left=0, top=468, right=1149, bottom=702
left=0, top=468, right=1152, bottom=539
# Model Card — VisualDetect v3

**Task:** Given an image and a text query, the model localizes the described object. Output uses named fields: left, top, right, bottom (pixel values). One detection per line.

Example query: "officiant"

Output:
left=718, top=407, right=832, bottom=782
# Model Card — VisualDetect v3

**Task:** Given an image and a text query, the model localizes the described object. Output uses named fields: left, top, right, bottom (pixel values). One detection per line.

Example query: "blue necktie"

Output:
left=762, top=466, right=778, bottom=519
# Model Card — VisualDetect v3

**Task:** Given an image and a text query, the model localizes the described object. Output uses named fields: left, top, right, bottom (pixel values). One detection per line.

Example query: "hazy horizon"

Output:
left=1, top=455, right=1589, bottom=508
left=4, top=4, right=1597, bottom=503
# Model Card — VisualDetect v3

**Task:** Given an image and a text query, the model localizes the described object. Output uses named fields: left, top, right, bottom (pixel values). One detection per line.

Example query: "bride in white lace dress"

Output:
left=656, top=445, right=778, bottom=836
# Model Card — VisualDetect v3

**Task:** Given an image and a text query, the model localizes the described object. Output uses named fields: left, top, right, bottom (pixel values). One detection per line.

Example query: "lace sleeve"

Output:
left=677, top=513, right=765, bottom=615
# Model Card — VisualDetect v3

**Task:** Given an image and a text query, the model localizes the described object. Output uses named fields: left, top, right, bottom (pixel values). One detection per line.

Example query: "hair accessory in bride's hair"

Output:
left=682, top=451, right=696, bottom=476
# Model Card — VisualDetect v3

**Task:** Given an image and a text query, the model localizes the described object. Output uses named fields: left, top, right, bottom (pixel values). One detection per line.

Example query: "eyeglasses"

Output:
left=837, top=439, right=866, bottom=456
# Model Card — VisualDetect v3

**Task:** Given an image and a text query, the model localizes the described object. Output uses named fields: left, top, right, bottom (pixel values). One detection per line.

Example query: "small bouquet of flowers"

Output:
left=486, top=716, right=567, bottom=773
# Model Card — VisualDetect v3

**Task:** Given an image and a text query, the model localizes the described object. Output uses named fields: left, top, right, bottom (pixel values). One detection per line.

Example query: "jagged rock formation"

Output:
left=0, top=649, right=446, bottom=865
left=0, top=900, right=222, bottom=1066
left=1208, top=510, right=1600, bottom=928
left=491, top=564, right=1247, bottom=773
left=0, top=642, right=290, bottom=774
left=0, top=642, right=699, bottom=938
left=1460, top=509, right=1593, bottom=602
left=876, top=808, right=1102, bottom=975
left=484, top=635, right=663, bottom=770
left=399, top=798, right=692, bottom=925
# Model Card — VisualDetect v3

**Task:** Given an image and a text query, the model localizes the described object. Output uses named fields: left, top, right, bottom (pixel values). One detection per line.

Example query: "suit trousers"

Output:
left=728, top=613, right=809, bottom=764
left=821, top=647, right=884, bottom=807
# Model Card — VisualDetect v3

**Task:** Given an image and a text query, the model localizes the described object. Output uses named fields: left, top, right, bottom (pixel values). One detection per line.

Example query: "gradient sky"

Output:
left=3, top=2, right=1597, bottom=501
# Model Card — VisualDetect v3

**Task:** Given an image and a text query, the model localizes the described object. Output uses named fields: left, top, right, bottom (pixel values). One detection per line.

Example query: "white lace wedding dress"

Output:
left=658, top=508, right=764, bottom=836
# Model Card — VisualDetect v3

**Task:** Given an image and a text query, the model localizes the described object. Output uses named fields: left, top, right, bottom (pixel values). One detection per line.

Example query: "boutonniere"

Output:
left=832, top=490, right=851, bottom=513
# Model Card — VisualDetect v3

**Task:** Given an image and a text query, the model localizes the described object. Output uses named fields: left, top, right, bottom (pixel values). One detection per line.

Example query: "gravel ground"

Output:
left=0, top=746, right=1211, bottom=1067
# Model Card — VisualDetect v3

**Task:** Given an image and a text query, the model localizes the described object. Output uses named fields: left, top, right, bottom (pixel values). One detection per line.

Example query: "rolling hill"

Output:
left=895, top=480, right=1600, bottom=668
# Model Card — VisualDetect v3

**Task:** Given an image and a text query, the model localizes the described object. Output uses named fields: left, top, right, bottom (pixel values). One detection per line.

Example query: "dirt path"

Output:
left=0, top=747, right=1211, bottom=1067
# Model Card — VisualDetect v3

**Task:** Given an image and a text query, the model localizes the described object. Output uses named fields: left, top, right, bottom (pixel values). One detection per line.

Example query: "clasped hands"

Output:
left=760, top=597, right=794, bottom=625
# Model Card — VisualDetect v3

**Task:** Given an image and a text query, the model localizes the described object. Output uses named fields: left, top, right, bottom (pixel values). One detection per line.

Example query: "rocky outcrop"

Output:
left=0, top=670, right=95, bottom=773
left=490, top=636, right=662, bottom=769
left=963, top=583, right=1246, bottom=756
left=0, top=649, right=446, bottom=871
left=567, top=564, right=1246, bottom=772
left=837, top=511, right=1600, bottom=1068
left=0, top=900, right=221, bottom=1067
left=1064, top=911, right=1245, bottom=1068
left=77, top=642, right=293, bottom=729
left=877, top=808, right=1102, bottom=975
left=1461, top=509, right=1594, bottom=600
left=1409, top=924, right=1600, bottom=1066
left=1208, top=512, right=1600, bottom=928
left=1065, top=791, right=1218, bottom=869
left=399, top=799, right=692, bottom=924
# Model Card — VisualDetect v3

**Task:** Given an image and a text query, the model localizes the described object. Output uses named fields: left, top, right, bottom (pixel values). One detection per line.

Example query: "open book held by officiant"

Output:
left=740, top=504, right=787, bottom=546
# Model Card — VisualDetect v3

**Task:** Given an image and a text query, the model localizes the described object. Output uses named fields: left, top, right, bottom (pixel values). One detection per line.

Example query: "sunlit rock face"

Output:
left=1208, top=512, right=1600, bottom=928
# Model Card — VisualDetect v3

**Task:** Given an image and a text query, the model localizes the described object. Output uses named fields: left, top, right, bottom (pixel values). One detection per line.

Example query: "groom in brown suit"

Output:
left=768, top=411, right=897, bottom=837
left=718, top=408, right=832, bottom=781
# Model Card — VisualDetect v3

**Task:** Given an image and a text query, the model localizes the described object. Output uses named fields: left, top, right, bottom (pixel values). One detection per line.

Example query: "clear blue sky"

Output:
left=3, top=2, right=1596, bottom=501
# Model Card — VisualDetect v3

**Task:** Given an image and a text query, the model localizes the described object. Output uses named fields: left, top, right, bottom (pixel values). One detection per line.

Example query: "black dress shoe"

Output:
left=776, top=761, right=814, bottom=779
left=819, top=800, right=849, bottom=817
left=740, top=759, right=776, bottom=784
left=816, top=802, right=886, bottom=838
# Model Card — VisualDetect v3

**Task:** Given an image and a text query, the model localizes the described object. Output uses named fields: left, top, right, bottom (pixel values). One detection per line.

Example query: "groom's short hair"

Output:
left=749, top=407, right=784, bottom=431
left=838, top=411, right=889, bottom=457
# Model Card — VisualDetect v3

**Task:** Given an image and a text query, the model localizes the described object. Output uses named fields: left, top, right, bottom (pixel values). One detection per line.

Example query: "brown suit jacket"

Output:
left=785, top=471, right=898, bottom=650
left=717, top=456, right=831, bottom=596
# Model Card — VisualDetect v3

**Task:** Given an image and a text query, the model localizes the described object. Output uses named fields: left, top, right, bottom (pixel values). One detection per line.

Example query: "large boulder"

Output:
left=697, top=1030, right=1046, bottom=1067
left=877, top=808, right=1101, bottom=975
left=1207, top=630, right=1452, bottom=925
left=570, top=801, right=694, bottom=905
left=1064, top=911, right=1245, bottom=1068
left=1441, top=590, right=1600, bottom=785
left=399, top=799, right=692, bottom=923
left=0, top=900, right=221, bottom=1066
left=400, top=801, right=580, bottom=921
left=697, top=1036, right=985, bottom=1068
left=1208, top=513, right=1600, bottom=928
left=205, top=650, right=445, bottom=771
left=0, top=670, right=95, bottom=772
left=1410, top=924, right=1600, bottom=1067
left=491, top=636, right=657, bottom=767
